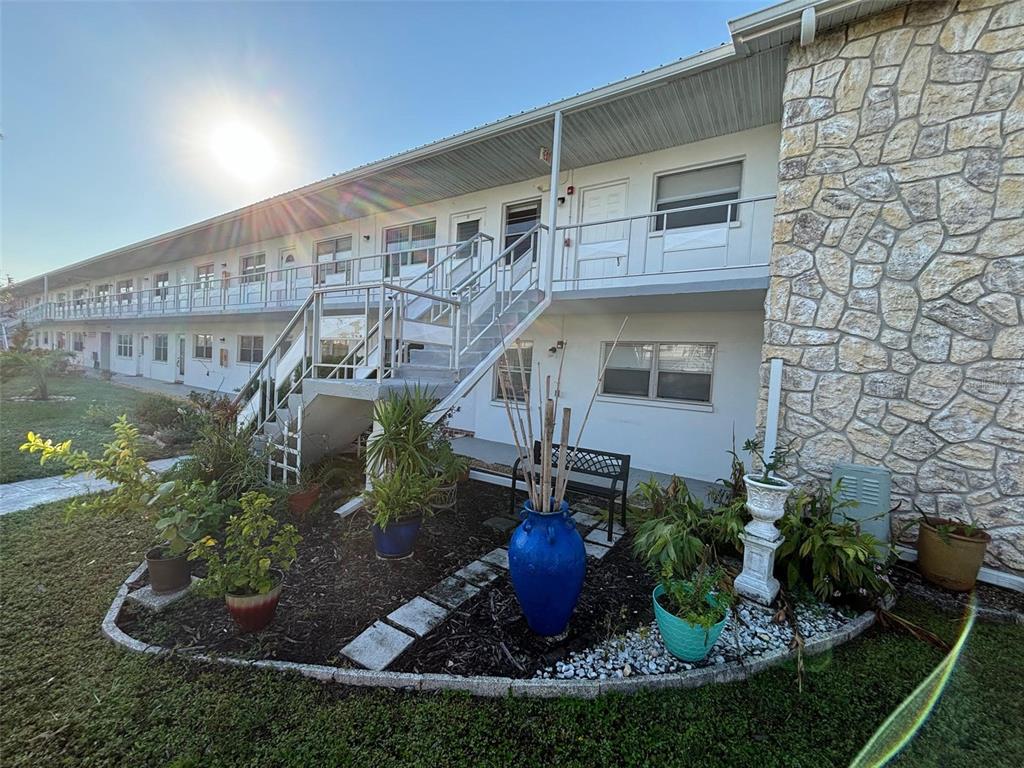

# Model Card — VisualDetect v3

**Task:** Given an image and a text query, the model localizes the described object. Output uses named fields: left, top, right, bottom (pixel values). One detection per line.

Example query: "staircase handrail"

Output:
left=451, top=223, right=547, bottom=296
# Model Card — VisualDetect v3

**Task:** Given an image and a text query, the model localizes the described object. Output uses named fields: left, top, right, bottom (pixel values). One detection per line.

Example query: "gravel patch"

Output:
left=535, top=597, right=854, bottom=680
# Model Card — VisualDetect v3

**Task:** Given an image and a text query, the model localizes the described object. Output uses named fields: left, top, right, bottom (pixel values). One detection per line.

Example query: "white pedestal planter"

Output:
left=734, top=475, right=793, bottom=606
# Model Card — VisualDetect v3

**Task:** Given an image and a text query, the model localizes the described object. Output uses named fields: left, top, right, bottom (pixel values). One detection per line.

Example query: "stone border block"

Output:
left=480, top=547, right=509, bottom=570
left=453, top=560, right=499, bottom=587
left=387, top=597, right=449, bottom=637
left=126, top=577, right=200, bottom=612
left=340, top=621, right=415, bottom=671
left=424, top=576, right=481, bottom=609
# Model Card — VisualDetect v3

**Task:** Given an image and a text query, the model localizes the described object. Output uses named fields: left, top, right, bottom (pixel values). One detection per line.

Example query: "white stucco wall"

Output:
left=450, top=308, right=764, bottom=482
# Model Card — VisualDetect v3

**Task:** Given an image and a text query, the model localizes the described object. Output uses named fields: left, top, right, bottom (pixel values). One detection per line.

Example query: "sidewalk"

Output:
left=0, top=456, right=185, bottom=517
left=82, top=369, right=220, bottom=400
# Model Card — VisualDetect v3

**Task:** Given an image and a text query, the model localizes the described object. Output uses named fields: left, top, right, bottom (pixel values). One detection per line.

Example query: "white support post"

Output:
left=763, top=357, right=784, bottom=470
left=544, top=111, right=563, bottom=293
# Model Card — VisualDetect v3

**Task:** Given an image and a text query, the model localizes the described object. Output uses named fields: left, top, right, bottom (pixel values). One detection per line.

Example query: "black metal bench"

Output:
left=509, top=441, right=631, bottom=542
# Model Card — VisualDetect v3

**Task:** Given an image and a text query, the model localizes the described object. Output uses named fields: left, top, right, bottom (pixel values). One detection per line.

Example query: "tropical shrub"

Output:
left=631, top=476, right=746, bottom=578
left=656, top=563, right=735, bottom=630
left=2, top=349, right=73, bottom=400
left=190, top=491, right=301, bottom=597
left=365, top=385, right=438, bottom=476
left=20, top=416, right=157, bottom=518
left=133, top=394, right=182, bottom=432
left=364, top=469, right=438, bottom=530
left=148, top=479, right=236, bottom=556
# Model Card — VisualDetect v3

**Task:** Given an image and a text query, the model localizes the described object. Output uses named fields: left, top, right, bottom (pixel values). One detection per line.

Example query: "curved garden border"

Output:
left=102, top=561, right=879, bottom=698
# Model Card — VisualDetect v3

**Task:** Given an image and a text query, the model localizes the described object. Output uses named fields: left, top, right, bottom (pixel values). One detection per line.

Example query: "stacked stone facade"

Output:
left=761, top=0, right=1024, bottom=571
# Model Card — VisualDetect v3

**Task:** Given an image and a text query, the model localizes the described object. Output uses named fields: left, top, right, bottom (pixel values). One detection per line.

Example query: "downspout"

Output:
left=799, top=7, right=817, bottom=47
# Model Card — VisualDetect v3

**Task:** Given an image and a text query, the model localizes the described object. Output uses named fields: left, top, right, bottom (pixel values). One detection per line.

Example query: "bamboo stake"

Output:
left=515, top=343, right=536, bottom=485
left=542, top=394, right=555, bottom=512
left=497, top=363, right=536, bottom=508
left=553, top=406, right=571, bottom=508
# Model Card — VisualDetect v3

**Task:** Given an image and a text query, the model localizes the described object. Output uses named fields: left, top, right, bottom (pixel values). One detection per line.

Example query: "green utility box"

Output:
left=831, top=463, right=891, bottom=557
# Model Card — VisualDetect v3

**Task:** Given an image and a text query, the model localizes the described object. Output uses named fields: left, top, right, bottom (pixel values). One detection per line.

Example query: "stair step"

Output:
left=394, top=363, right=458, bottom=382
left=409, top=348, right=451, bottom=366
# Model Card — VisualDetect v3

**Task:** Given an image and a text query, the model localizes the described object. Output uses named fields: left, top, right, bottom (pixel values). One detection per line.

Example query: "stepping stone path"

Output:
left=339, top=505, right=622, bottom=671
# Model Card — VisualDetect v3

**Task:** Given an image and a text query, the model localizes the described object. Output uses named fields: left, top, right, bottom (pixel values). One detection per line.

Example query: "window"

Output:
left=315, top=236, right=354, bottom=279
left=654, top=161, right=742, bottom=231
left=238, top=334, right=264, bottom=364
left=493, top=341, right=533, bottom=401
left=116, top=334, right=133, bottom=358
left=194, top=333, right=213, bottom=360
left=73, top=289, right=88, bottom=307
left=602, top=342, right=715, bottom=404
left=72, top=332, right=85, bottom=352
left=384, top=220, right=436, bottom=276
left=95, top=284, right=111, bottom=301
left=154, top=272, right=169, bottom=299
left=154, top=333, right=168, bottom=362
left=195, top=264, right=214, bottom=289
left=241, top=253, right=266, bottom=283
left=116, top=279, right=133, bottom=303
left=503, top=201, right=542, bottom=262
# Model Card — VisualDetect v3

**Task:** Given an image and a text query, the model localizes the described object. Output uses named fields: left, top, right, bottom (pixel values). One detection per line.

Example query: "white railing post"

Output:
left=377, top=283, right=385, bottom=383
left=544, top=110, right=562, bottom=294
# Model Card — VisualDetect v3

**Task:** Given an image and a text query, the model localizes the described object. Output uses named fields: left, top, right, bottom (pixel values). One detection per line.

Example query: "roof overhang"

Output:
left=10, top=0, right=897, bottom=296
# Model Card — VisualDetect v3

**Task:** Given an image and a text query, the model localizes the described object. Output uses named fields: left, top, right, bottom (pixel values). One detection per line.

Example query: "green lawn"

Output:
left=2, top=500, right=1021, bottom=766
left=0, top=373, right=183, bottom=483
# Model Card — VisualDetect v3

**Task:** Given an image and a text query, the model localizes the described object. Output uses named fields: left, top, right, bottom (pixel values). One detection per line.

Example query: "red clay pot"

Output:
left=225, top=578, right=283, bottom=632
left=288, top=484, right=321, bottom=518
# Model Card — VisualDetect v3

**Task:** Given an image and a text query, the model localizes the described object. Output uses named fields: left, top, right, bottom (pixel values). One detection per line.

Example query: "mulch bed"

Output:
left=391, top=540, right=655, bottom=678
left=120, top=480, right=512, bottom=665
left=891, top=562, right=1024, bottom=622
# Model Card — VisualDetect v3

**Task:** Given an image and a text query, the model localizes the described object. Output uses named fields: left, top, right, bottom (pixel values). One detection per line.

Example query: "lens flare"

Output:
left=850, top=596, right=977, bottom=768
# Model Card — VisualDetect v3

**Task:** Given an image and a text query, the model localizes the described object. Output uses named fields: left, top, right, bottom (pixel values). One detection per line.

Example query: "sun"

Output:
left=208, top=120, right=277, bottom=182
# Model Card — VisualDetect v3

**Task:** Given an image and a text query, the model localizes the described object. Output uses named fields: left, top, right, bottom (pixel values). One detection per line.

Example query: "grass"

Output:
left=0, top=373, right=184, bottom=483
left=1, top=500, right=1022, bottom=767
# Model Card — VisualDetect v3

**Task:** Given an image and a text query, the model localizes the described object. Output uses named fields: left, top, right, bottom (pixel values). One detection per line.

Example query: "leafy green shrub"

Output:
left=20, top=416, right=158, bottom=518
left=657, top=563, right=735, bottom=630
left=133, top=394, right=182, bottom=432
left=190, top=491, right=300, bottom=596
left=2, top=350, right=73, bottom=399
left=365, top=385, right=438, bottom=476
left=148, top=480, right=236, bottom=556
left=631, top=476, right=746, bottom=578
left=186, top=390, right=240, bottom=428
left=364, top=469, right=438, bottom=530
left=85, top=402, right=124, bottom=426
left=777, top=483, right=890, bottom=602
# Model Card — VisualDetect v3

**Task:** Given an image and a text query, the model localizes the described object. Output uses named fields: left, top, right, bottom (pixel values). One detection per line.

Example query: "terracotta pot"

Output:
left=225, top=576, right=283, bottom=632
left=917, top=519, right=990, bottom=592
left=146, top=547, right=191, bottom=594
left=288, top=484, right=321, bottom=517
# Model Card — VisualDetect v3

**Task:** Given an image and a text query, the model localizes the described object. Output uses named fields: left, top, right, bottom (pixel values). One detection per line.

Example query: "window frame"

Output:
left=116, top=279, right=134, bottom=303
left=382, top=219, right=437, bottom=276
left=600, top=340, right=716, bottom=406
left=240, top=252, right=267, bottom=284
left=492, top=340, right=534, bottom=402
left=237, top=334, right=264, bottom=364
left=314, top=235, right=355, bottom=280
left=153, top=272, right=170, bottom=300
left=194, top=263, right=214, bottom=290
left=153, top=333, right=169, bottom=363
left=72, top=332, right=85, bottom=352
left=116, top=333, right=133, bottom=358
left=651, top=160, right=743, bottom=233
left=193, top=333, right=213, bottom=360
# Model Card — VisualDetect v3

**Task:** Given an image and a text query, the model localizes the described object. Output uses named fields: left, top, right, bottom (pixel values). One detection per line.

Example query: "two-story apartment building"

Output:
left=7, top=0, right=1023, bottom=573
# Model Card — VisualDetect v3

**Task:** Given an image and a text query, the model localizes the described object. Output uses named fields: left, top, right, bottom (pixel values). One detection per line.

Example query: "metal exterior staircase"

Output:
left=232, top=226, right=551, bottom=483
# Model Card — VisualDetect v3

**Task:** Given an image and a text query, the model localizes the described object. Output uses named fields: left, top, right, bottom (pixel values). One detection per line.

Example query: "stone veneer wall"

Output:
left=760, top=0, right=1024, bottom=571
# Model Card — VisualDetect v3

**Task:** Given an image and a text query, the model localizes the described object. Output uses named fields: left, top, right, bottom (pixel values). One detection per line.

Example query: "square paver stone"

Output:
left=386, top=597, right=449, bottom=637
left=341, top=621, right=414, bottom=671
left=585, top=527, right=624, bottom=546
left=571, top=510, right=601, bottom=528
left=480, top=547, right=509, bottom=570
left=126, top=577, right=200, bottom=612
left=483, top=516, right=519, bottom=533
left=424, top=576, right=481, bottom=609
left=453, top=560, right=499, bottom=587
left=584, top=541, right=613, bottom=560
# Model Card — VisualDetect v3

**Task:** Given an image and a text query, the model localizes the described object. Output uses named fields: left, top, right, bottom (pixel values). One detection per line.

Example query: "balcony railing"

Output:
left=19, top=237, right=495, bottom=324
left=552, top=194, right=775, bottom=291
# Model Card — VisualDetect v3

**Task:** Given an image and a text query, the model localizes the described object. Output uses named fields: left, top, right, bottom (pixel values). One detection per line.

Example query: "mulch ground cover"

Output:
left=121, top=480, right=511, bottom=665
left=119, top=478, right=657, bottom=676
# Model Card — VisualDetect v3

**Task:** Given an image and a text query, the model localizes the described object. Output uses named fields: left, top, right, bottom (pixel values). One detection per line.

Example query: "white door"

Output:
left=574, top=181, right=629, bottom=287
left=449, top=210, right=485, bottom=288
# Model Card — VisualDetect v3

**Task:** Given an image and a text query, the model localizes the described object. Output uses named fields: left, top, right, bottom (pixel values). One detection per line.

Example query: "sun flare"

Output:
left=208, top=120, right=277, bottom=182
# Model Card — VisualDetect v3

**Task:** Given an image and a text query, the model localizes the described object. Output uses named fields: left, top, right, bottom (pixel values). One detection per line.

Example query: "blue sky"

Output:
left=1, top=1, right=763, bottom=283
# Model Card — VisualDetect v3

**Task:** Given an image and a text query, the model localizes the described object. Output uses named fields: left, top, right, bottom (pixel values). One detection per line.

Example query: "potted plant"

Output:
left=740, top=437, right=795, bottom=541
left=145, top=480, right=231, bottom=594
left=365, top=469, right=438, bottom=559
left=431, top=441, right=470, bottom=512
left=651, top=564, right=734, bottom=662
left=364, top=386, right=443, bottom=558
left=288, top=475, right=322, bottom=519
left=190, top=491, right=301, bottom=632
left=916, top=509, right=990, bottom=592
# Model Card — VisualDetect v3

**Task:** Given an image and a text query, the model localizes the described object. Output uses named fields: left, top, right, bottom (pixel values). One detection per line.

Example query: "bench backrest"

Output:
left=531, top=440, right=630, bottom=483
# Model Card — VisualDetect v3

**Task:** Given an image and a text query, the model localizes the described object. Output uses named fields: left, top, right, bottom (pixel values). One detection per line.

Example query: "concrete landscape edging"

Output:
left=102, top=561, right=879, bottom=698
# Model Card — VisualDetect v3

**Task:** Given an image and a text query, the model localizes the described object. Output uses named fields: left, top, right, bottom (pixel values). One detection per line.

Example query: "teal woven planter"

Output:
left=652, top=584, right=728, bottom=662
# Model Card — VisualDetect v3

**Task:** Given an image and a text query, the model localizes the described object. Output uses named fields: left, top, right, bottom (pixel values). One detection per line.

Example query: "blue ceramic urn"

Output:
left=508, top=500, right=586, bottom=636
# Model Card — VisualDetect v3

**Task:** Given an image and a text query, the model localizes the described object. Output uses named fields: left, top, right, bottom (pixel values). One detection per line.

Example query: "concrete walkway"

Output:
left=0, top=456, right=185, bottom=517
left=83, top=370, right=220, bottom=400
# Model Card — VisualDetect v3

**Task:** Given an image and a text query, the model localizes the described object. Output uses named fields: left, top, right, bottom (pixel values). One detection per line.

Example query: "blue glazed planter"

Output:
left=652, top=584, right=728, bottom=662
left=508, top=500, right=586, bottom=637
left=371, top=514, right=423, bottom=559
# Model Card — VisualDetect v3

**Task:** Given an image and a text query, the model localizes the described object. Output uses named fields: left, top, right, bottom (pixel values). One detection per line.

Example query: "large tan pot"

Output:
left=917, top=518, right=990, bottom=592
